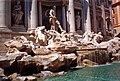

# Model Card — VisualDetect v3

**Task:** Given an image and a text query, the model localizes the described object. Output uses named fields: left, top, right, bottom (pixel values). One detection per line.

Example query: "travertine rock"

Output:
left=16, top=76, right=37, bottom=81
left=4, top=40, right=23, bottom=50
left=33, top=48, right=51, bottom=55
left=62, top=53, right=77, bottom=67
left=98, top=37, right=120, bottom=54
left=0, top=68, right=5, bottom=76
left=0, top=52, right=27, bottom=68
left=76, top=49, right=110, bottom=66
left=33, top=53, right=65, bottom=71
left=2, top=27, right=119, bottom=77
left=40, top=71, right=67, bottom=77
left=82, top=59, right=98, bottom=67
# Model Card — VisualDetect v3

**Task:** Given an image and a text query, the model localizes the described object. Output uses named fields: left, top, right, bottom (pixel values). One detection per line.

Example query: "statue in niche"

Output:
left=75, top=12, right=81, bottom=30
left=12, top=0, right=23, bottom=25
left=105, top=17, right=112, bottom=31
left=49, top=8, right=56, bottom=30
left=45, top=6, right=64, bottom=32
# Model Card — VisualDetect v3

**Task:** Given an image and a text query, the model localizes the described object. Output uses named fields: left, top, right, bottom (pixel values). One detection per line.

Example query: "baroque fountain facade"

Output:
left=0, top=0, right=119, bottom=81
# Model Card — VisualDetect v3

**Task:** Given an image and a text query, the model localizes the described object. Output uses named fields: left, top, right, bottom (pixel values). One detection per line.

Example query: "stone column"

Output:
left=0, top=0, right=11, bottom=31
left=8, top=0, right=11, bottom=28
left=101, top=2, right=106, bottom=35
left=30, top=0, right=38, bottom=30
left=92, top=0, right=97, bottom=33
left=84, top=0, right=91, bottom=33
left=109, top=3, right=113, bottom=31
left=117, top=5, right=120, bottom=26
left=81, top=0, right=85, bottom=32
left=66, top=6, right=70, bottom=31
left=25, top=0, right=31, bottom=29
left=62, top=5, right=66, bottom=31
left=39, top=1, right=42, bottom=26
left=68, top=0, right=75, bottom=32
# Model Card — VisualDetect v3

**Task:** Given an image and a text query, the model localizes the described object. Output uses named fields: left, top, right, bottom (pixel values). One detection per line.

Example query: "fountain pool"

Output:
left=40, top=62, right=120, bottom=81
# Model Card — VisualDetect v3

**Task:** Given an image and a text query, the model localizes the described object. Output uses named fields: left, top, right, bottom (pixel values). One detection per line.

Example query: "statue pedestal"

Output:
left=11, top=25, right=27, bottom=32
left=76, top=30, right=83, bottom=35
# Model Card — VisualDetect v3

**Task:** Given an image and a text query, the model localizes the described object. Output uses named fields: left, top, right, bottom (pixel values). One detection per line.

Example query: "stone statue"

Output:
left=12, top=0, right=23, bottom=25
left=82, top=32, right=93, bottom=44
left=75, top=12, right=81, bottom=30
left=45, top=6, right=64, bottom=32
left=92, top=32, right=103, bottom=46
left=49, top=8, right=56, bottom=30
left=35, top=26, right=47, bottom=46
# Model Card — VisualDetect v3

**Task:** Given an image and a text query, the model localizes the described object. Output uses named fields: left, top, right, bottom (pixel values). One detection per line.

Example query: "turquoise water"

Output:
left=41, top=62, right=120, bottom=81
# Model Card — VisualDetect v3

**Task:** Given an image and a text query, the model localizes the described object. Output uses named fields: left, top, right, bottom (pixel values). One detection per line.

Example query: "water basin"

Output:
left=40, top=62, right=120, bottom=81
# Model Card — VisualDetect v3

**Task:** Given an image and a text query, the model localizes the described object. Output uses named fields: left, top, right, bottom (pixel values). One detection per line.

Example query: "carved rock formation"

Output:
left=1, top=27, right=119, bottom=78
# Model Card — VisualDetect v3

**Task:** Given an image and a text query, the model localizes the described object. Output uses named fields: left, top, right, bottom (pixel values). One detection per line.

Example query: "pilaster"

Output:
left=69, top=0, right=75, bottom=32
left=39, top=1, right=42, bottom=26
left=101, top=2, right=106, bottom=35
left=62, top=5, right=66, bottom=31
left=30, top=0, right=38, bottom=30
left=81, top=0, right=85, bottom=32
left=92, top=0, right=97, bottom=33
left=84, top=0, right=91, bottom=33
left=25, top=0, right=31, bottom=29
left=0, top=0, right=11, bottom=31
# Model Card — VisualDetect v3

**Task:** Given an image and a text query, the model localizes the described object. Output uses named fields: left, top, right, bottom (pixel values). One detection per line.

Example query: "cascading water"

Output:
left=76, top=48, right=111, bottom=66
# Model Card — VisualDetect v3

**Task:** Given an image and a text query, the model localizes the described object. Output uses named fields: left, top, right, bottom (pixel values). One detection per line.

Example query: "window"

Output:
left=112, top=8, right=115, bottom=14
left=113, top=17, right=116, bottom=24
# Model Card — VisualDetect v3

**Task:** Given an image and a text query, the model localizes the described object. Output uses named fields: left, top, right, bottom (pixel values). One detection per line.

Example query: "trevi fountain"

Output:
left=0, top=9, right=120, bottom=81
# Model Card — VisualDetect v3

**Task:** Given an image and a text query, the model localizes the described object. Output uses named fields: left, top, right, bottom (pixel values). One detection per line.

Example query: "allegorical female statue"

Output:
left=12, top=0, right=23, bottom=25
left=75, top=12, right=81, bottom=30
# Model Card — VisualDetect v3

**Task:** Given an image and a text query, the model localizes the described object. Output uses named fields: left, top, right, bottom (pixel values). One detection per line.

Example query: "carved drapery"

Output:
left=11, top=0, right=24, bottom=26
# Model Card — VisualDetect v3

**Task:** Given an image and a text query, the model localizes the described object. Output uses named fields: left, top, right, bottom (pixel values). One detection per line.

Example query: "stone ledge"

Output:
left=10, top=25, right=27, bottom=32
left=76, top=48, right=107, bottom=51
left=0, top=31, right=30, bottom=35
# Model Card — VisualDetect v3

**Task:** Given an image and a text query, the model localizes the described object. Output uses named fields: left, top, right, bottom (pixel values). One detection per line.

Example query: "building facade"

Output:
left=112, top=0, right=120, bottom=35
left=0, top=0, right=113, bottom=34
